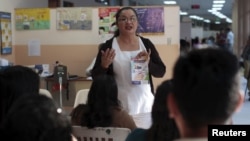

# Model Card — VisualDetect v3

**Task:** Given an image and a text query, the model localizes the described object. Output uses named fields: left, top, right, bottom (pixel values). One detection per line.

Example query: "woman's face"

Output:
left=116, top=9, right=138, bottom=35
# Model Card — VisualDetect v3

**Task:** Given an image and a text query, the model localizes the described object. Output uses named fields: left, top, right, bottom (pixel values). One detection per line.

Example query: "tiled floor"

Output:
left=232, top=76, right=250, bottom=124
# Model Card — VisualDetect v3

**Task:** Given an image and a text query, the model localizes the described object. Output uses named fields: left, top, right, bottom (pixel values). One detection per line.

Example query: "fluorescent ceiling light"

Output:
left=226, top=18, right=232, bottom=23
left=164, top=1, right=177, bottom=5
left=213, top=0, right=225, bottom=4
left=208, top=9, right=217, bottom=13
left=180, top=11, right=188, bottom=15
left=215, top=21, right=221, bottom=24
left=212, top=7, right=222, bottom=10
left=212, top=4, right=224, bottom=7
left=189, top=15, right=204, bottom=20
left=204, top=19, right=211, bottom=23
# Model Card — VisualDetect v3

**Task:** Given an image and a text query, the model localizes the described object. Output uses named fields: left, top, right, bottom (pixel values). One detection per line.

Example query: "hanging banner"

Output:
left=135, top=7, right=165, bottom=34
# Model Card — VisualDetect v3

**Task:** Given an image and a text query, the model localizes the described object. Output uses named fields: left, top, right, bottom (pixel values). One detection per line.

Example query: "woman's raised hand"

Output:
left=101, top=48, right=116, bottom=69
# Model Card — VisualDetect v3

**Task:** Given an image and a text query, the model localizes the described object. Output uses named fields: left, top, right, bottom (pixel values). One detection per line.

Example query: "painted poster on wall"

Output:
left=0, top=12, right=12, bottom=54
left=135, top=7, right=164, bottom=34
left=15, top=8, right=50, bottom=30
left=98, top=7, right=120, bottom=42
left=56, top=8, right=92, bottom=30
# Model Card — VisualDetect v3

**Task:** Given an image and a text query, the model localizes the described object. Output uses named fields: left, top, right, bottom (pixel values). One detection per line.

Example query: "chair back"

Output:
left=72, top=126, right=131, bottom=141
left=73, top=89, right=89, bottom=108
left=39, top=88, right=53, bottom=99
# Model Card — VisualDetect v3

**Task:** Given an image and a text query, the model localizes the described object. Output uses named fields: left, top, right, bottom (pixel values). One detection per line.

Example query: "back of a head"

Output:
left=1, top=94, right=72, bottom=141
left=0, top=65, right=40, bottom=124
left=172, top=48, right=240, bottom=128
left=226, top=27, right=231, bottom=32
left=83, top=74, right=120, bottom=128
left=1, top=65, right=40, bottom=95
left=147, top=79, right=179, bottom=141
left=87, top=74, right=119, bottom=107
left=152, top=79, right=173, bottom=123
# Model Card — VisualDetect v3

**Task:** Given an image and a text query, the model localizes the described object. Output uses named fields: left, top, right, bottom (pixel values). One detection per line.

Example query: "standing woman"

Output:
left=92, top=7, right=166, bottom=124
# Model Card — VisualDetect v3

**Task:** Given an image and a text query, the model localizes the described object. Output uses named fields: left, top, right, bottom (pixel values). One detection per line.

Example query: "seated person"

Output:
left=241, top=36, right=250, bottom=100
left=70, top=74, right=136, bottom=130
left=0, top=94, right=76, bottom=141
left=70, top=104, right=87, bottom=125
left=168, top=48, right=243, bottom=140
left=0, top=65, right=40, bottom=125
left=126, top=79, right=179, bottom=141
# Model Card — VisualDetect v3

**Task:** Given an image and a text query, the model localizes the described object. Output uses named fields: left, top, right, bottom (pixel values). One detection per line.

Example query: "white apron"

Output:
left=112, top=38, right=154, bottom=115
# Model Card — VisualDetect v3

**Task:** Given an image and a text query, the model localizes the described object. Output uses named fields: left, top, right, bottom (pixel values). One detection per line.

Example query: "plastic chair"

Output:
left=73, top=89, right=89, bottom=108
left=39, top=88, right=53, bottom=99
left=72, top=126, right=131, bottom=141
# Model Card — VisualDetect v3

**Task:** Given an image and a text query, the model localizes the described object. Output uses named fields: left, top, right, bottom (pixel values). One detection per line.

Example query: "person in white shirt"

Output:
left=85, top=57, right=96, bottom=77
left=85, top=43, right=103, bottom=77
left=91, top=7, right=166, bottom=129
left=226, top=27, right=234, bottom=53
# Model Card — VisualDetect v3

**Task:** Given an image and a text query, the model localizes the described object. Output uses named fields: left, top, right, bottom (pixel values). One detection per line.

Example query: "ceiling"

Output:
left=132, top=0, right=234, bottom=23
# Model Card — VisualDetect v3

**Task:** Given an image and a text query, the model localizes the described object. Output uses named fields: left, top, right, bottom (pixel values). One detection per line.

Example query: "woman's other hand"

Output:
left=101, top=48, right=116, bottom=69
left=135, top=49, right=151, bottom=61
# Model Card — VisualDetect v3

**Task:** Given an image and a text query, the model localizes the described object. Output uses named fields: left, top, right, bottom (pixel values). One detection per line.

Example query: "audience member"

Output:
left=180, top=39, right=190, bottom=56
left=125, top=79, right=179, bottom=141
left=0, top=94, right=75, bottom=141
left=216, top=28, right=226, bottom=49
left=199, top=38, right=209, bottom=49
left=70, top=104, right=87, bottom=125
left=207, top=36, right=216, bottom=47
left=0, top=65, right=40, bottom=124
left=71, top=74, right=136, bottom=130
left=168, top=48, right=243, bottom=140
left=241, top=35, right=250, bottom=100
left=191, top=36, right=200, bottom=49
left=225, top=27, right=234, bottom=53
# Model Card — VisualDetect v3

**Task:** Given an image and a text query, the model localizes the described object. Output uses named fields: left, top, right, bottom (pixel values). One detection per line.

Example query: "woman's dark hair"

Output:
left=113, top=6, right=138, bottom=37
left=1, top=94, right=72, bottom=141
left=0, top=65, right=40, bottom=124
left=146, top=79, right=179, bottom=141
left=81, top=74, right=121, bottom=128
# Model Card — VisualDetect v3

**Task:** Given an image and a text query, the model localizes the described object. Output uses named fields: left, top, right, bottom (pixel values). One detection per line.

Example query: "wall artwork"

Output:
left=0, top=12, right=12, bottom=54
left=15, top=8, right=50, bottom=30
left=56, top=7, right=92, bottom=30
left=135, top=7, right=165, bottom=34
left=98, top=7, right=120, bottom=42
left=97, top=7, right=164, bottom=37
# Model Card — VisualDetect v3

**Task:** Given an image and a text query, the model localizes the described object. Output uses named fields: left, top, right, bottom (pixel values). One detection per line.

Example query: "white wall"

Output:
left=191, top=27, right=203, bottom=40
left=203, top=30, right=217, bottom=39
left=180, top=22, right=191, bottom=40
